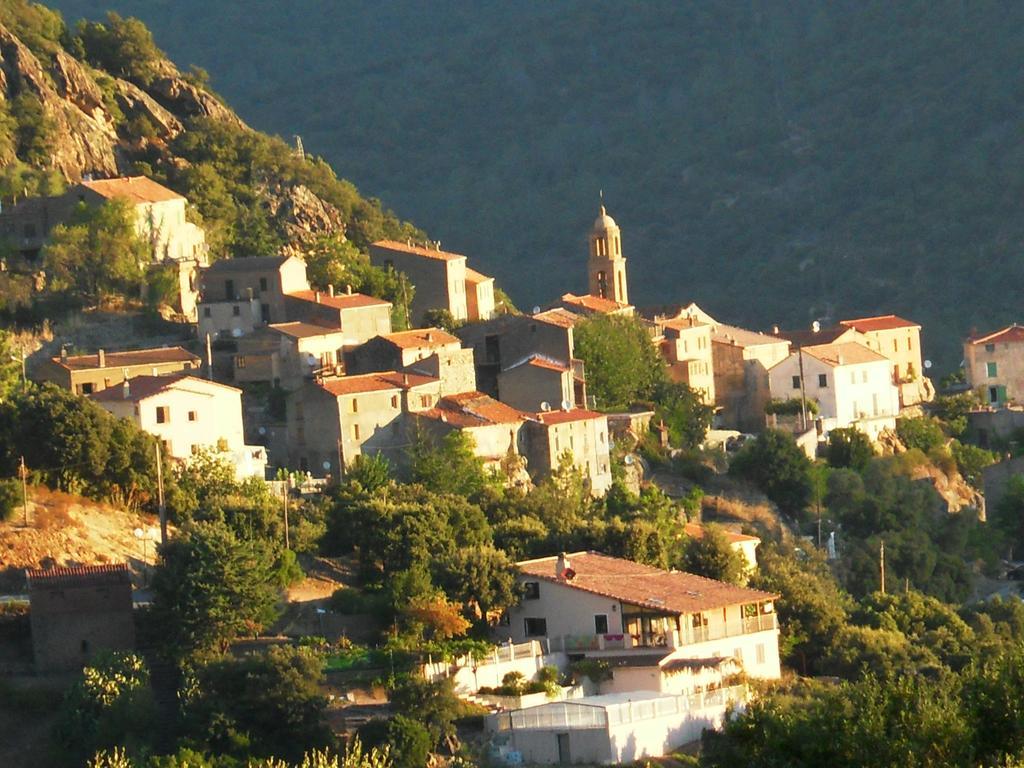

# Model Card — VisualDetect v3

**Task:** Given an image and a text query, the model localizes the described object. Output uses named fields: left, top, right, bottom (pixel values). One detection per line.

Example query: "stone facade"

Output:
left=34, top=346, right=201, bottom=395
left=964, top=325, right=1024, bottom=406
left=370, top=240, right=469, bottom=324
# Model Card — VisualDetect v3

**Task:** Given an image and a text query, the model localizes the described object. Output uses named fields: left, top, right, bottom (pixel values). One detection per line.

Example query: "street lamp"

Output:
left=134, top=527, right=149, bottom=587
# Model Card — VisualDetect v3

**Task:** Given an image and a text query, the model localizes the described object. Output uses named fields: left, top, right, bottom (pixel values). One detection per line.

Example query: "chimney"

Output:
left=314, top=291, right=321, bottom=303
left=771, top=325, right=780, bottom=335
left=345, top=284, right=352, bottom=295
left=402, top=373, right=409, bottom=386
left=556, top=553, right=571, bottom=579
left=60, top=346, right=68, bottom=363
left=327, top=284, right=335, bottom=297
left=97, top=349, right=106, bottom=368
left=426, top=331, right=434, bottom=342
left=122, top=379, right=130, bottom=399
left=837, top=353, right=845, bottom=365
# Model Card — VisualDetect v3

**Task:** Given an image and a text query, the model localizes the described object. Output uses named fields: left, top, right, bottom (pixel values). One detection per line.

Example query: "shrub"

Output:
left=765, top=398, right=820, bottom=416
left=0, top=478, right=21, bottom=522
left=896, top=416, right=946, bottom=453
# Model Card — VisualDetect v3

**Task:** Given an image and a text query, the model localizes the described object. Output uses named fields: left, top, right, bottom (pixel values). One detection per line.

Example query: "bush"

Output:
left=896, top=416, right=946, bottom=453
left=0, top=478, right=20, bottom=522
left=766, top=398, right=820, bottom=416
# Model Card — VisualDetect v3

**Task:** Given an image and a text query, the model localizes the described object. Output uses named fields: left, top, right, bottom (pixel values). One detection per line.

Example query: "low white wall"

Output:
left=422, top=645, right=569, bottom=695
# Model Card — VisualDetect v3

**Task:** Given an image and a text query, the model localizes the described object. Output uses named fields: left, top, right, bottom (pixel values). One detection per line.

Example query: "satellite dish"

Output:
left=624, top=455, right=634, bottom=466
left=532, top=306, right=541, bottom=315
left=540, top=401, right=551, bottom=412
left=811, top=320, right=821, bottom=333
left=560, top=399, right=572, bottom=411
left=924, top=360, right=933, bottom=369
left=231, top=328, right=243, bottom=338
left=306, top=354, right=317, bottom=365
left=258, top=426, right=267, bottom=435
left=322, top=461, right=331, bottom=470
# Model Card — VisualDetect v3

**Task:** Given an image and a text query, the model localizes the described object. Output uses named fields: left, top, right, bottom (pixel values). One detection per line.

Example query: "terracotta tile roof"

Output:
left=372, top=239, right=466, bottom=262
left=840, top=314, right=920, bottom=333
left=269, top=322, right=345, bottom=340
left=772, top=327, right=856, bottom=347
left=517, top=552, right=777, bottom=614
left=80, top=176, right=183, bottom=204
left=534, top=408, right=605, bottom=426
left=381, top=328, right=461, bottom=350
left=54, top=346, right=200, bottom=371
left=711, top=323, right=788, bottom=348
left=203, top=255, right=292, bottom=272
left=559, top=293, right=629, bottom=314
left=318, top=371, right=437, bottom=396
left=661, top=316, right=709, bottom=332
left=420, top=391, right=529, bottom=427
left=683, top=522, right=761, bottom=544
left=464, top=267, right=493, bottom=284
left=801, top=341, right=888, bottom=367
left=26, top=562, right=131, bottom=588
left=967, top=325, right=1024, bottom=345
left=91, top=374, right=241, bottom=402
left=504, top=354, right=570, bottom=373
left=286, top=290, right=391, bottom=310
left=532, top=308, right=580, bottom=329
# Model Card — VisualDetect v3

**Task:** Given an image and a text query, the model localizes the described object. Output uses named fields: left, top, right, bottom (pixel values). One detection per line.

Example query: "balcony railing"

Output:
left=544, top=613, right=777, bottom=654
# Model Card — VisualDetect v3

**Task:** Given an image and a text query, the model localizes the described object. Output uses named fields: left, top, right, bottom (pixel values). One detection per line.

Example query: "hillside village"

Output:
left=5, top=6, right=1024, bottom=768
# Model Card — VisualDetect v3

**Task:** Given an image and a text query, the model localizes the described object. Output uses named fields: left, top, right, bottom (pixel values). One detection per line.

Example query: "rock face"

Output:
left=264, top=182, right=346, bottom=254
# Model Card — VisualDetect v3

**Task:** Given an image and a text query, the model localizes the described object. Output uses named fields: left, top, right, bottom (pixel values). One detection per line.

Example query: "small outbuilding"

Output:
left=26, top=563, right=135, bottom=673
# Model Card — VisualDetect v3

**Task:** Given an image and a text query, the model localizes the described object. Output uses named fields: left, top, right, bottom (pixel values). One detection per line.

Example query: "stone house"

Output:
left=283, top=288, right=393, bottom=347
left=234, top=322, right=349, bottom=389
left=964, top=325, right=1024, bottom=406
left=710, top=324, right=791, bottom=432
left=465, top=267, right=497, bottom=321
left=498, top=354, right=578, bottom=413
left=553, top=292, right=634, bottom=318
left=198, top=254, right=309, bottom=326
left=839, top=315, right=932, bottom=406
left=526, top=409, right=612, bottom=496
left=198, top=295, right=263, bottom=341
left=92, top=374, right=267, bottom=478
left=655, top=315, right=715, bottom=405
left=27, top=563, right=135, bottom=673
left=370, top=239, right=470, bottom=325
left=286, top=371, right=441, bottom=476
left=34, top=345, right=201, bottom=395
left=767, top=342, right=900, bottom=440
left=682, top=522, right=761, bottom=573
left=414, top=391, right=530, bottom=478
left=348, top=327, right=477, bottom=396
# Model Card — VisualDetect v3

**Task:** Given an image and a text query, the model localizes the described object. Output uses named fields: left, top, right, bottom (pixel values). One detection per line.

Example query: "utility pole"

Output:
left=19, top=456, right=28, bottom=527
left=205, top=333, right=213, bottom=381
left=879, top=539, right=886, bottom=595
left=282, top=483, right=290, bottom=551
left=155, top=442, right=166, bottom=546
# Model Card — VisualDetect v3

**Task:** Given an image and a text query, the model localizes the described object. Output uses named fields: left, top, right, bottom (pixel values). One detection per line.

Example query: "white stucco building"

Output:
left=92, top=374, right=266, bottom=479
left=768, top=341, right=900, bottom=440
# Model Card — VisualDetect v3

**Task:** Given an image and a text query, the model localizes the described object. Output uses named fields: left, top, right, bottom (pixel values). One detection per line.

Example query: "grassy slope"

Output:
left=48, top=1, right=1024, bottom=370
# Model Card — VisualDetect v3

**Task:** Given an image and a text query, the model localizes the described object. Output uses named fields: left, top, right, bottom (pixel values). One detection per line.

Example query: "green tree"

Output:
left=180, top=646, right=334, bottom=762
left=149, top=521, right=281, bottom=659
left=950, top=440, right=996, bottom=488
left=408, top=428, right=493, bottom=498
left=896, top=416, right=946, bottom=453
left=381, top=717, right=429, bottom=768
left=574, top=313, right=665, bottom=409
left=826, top=427, right=875, bottom=470
left=44, top=199, right=148, bottom=305
left=10, top=92, right=56, bottom=166
left=680, top=524, right=747, bottom=585
left=75, top=12, right=164, bottom=84
left=0, top=330, right=22, bottom=402
left=729, top=429, right=814, bottom=518
left=655, top=380, right=713, bottom=449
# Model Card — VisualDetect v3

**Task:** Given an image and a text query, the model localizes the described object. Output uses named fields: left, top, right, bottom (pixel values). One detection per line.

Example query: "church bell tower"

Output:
left=588, top=201, right=628, bottom=305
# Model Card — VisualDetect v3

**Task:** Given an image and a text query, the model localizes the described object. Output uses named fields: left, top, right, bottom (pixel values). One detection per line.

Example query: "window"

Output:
left=756, top=643, right=766, bottom=665
left=236, top=356, right=246, bottom=369
left=523, top=581, right=540, bottom=600
left=80, top=382, right=94, bottom=395
left=594, top=614, right=609, bottom=634
left=818, top=373, right=828, bottom=388
left=352, top=424, right=360, bottom=440
left=907, top=336, right=913, bottom=351
left=986, top=343, right=996, bottom=353
left=791, top=375, right=801, bottom=390
left=420, top=395, right=432, bottom=408
left=524, top=618, right=548, bottom=637
left=190, top=444, right=200, bottom=455
left=893, top=338, right=898, bottom=352
left=734, top=647, right=743, bottom=662
left=232, top=305, right=241, bottom=317
left=156, top=406, right=169, bottom=424
left=259, top=277, right=268, bottom=291
left=987, top=362, right=998, bottom=378
left=224, top=279, right=234, bottom=300
left=850, top=371, right=856, bottom=385
left=203, top=307, right=211, bottom=318
left=351, top=398, right=359, bottom=413
left=391, top=395, right=399, bottom=408
left=862, top=370, right=868, bottom=383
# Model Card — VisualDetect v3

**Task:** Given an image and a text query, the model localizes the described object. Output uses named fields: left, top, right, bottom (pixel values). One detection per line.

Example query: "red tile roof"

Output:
left=801, top=341, right=888, bottom=366
left=318, top=371, right=437, bottom=396
left=54, top=346, right=200, bottom=371
left=772, top=327, right=856, bottom=347
left=81, top=176, right=183, bottom=204
left=968, top=325, right=1024, bottom=345
left=504, top=354, right=570, bottom=373
left=381, top=328, right=461, bottom=350
left=464, top=267, right=493, bottom=284
left=661, top=316, right=708, bottom=332
left=839, top=314, right=920, bottom=333
left=683, top=522, right=760, bottom=544
left=286, top=290, right=391, bottom=310
left=26, top=563, right=131, bottom=588
left=91, top=374, right=241, bottom=402
left=517, top=552, right=777, bottom=613
left=535, top=408, right=605, bottom=425
left=533, top=308, right=580, bottom=329
left=559, top=293, right=629, bottom=314
left=269, top=322, right=345, bottom=340
left=372, top=239, right=466, bottom=262
left=420, top=391, right=529, bottom=427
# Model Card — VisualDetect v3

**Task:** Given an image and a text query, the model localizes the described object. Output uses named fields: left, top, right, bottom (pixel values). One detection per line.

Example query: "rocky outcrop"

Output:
left=264, top=182, right=346, bottom=253
left=50, top=51, right=103, bottom=115
left=149, top=75, right=247, bottom=129
left=114, top=79, right=183, bottom=140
